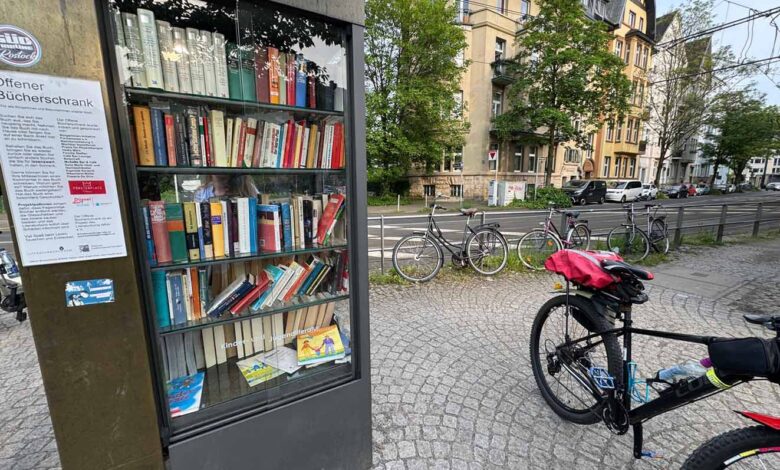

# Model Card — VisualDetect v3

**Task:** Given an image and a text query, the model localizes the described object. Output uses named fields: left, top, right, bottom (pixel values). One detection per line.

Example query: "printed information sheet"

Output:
left=0, top=70, right=127, bottom=266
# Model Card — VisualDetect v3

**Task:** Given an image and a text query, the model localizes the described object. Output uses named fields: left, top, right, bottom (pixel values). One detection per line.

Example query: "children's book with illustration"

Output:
left=236, top=355, right=285, bottom=387
left=296, top=324, right=345, bottom=366
left=167, top=372, right=205, bottom=417
left=258, top=346, right=301, bottom=374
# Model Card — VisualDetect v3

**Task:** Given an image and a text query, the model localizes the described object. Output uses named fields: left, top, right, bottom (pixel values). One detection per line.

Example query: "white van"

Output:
left=606, top=180, right=643, bottom=203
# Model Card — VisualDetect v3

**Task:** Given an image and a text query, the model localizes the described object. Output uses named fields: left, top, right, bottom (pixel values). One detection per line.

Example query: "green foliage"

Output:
left=368, top=270, right=409, bottom=285
left=367, top=167, right=410, bottom=196
left=365, top=0, right=469, bottom=186
left=494, top=0, right=631, bottom=185
left=655, top=192, right=669, bottom=200
left=682, top=230, right=720, bottom=247
left=708, top=189, right=722, bottom=195
left=509, top=187, right=572, bottom=209
left=367, top=195, right=413, bottom=206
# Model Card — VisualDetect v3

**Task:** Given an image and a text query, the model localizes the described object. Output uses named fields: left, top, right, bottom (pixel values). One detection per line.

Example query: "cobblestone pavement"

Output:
left=2, top=239, right=780, bottom=469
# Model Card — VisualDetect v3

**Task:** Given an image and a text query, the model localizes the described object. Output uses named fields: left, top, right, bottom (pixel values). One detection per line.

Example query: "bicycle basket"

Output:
left=544, top=250, right=623, bottom=289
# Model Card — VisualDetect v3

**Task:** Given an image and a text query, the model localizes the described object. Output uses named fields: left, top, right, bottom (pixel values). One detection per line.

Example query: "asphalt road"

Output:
left=367, top=191, right=780, bottom=270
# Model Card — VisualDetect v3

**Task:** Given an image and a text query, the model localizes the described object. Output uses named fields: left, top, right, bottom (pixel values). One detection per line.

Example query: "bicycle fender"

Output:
left=573, top=292, right=617, bottom=324
left=411, top=231, right=427, bottom=236
left=473, top=223, right=501, bottom=230
left=738, top=411, right=780, bottom=430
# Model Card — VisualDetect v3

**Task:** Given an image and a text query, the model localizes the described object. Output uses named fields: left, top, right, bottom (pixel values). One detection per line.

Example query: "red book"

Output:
left=164, top=114, right=177, bottom=166
left=254, top=46, right=270, bottom=103
left=148, top=201, right=172, bottom=263
left=286, top=52, right=296, bottom=105
left=317, top=127, right=326, bottom=168
left=283, top=265, right=311, bottom=302
left=307, top=74, right=316, bottom=108
left=235, top=120, right=247, bottom=168
left=190, top=268, right=201, bottom=318
left=251, top=122, right=264, bottom=168
left=202, top=116, right=212, bottom=167
left=332, top=123, right=342, bottom=169
left=284, top=119, right=296, bottom=168
left=228, top=283, right=263, bottom=315
left=259, top=205, right=280, bottom=251
left=318, top=194, right=345, bottom=245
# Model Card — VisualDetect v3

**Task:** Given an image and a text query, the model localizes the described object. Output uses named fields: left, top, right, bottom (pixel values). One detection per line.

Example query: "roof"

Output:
left=654, top=12, right=677, bottom=40
left=602, top=0, right=657, bottom=40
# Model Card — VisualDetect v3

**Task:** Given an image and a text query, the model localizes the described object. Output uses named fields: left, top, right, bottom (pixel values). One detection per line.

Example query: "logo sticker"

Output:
left=0, top=25, right=42, bottom=67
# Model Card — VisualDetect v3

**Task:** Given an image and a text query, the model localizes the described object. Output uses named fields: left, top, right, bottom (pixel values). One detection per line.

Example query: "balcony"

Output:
left=492, top=60, right=514, bottom=86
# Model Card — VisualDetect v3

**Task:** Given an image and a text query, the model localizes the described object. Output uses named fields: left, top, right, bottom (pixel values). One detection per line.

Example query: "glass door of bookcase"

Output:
left=106, top=0, right=355, bottom=435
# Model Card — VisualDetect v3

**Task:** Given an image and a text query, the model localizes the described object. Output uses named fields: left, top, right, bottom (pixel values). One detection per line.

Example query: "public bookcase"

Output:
left=99, top=0, right=370, bottom=467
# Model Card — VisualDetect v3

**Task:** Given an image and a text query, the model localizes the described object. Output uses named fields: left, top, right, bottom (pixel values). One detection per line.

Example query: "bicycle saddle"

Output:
left=460, top=208, right=478, bottom=217
left=600, top=260, right=654, bottom=281
left=564, top=211, right=580, bottom=218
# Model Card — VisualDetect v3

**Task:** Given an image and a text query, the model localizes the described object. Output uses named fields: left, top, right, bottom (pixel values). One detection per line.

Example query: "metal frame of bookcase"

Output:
left=96, top=0, right=371, bottom=467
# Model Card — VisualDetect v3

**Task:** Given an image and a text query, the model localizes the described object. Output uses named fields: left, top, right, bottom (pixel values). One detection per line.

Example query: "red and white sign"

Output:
left=488, top=150, right=498, bottom=161
left=69, top=180, right=107, bottom=195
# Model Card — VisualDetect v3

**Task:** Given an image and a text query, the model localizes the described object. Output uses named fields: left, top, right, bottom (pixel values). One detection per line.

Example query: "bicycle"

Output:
left=530, top=252, right=780, bottom=468
left=606, top=203, right=669, bottom=263
left=516, top=204, right=591, bottom=271
left=391, top=196, right=509, bottom=282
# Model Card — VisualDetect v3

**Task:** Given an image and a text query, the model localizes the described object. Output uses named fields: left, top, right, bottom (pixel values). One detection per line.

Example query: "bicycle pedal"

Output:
left=588, top=367, right=615, bottom=390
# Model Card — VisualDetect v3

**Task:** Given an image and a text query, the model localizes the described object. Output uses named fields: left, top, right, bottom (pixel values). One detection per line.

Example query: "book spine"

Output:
left=173, top=111, right=190, bottom=166
left=121, top=13, right=147, bottom=88
left=132, top=106, right=155, bottom=166
left=186, top=108, right=202, bottom=166
left=152, top=270, right=170, bottom=328
left=303, top=199, right=313, bottom=247
left=189, top=268, right=201, bottom=318
left=164, top=114, right=177, bottom=166
left=198, top=267, right=209, bottom=316
left=142, top=206, right=158, bottom=266
left=165, top=203, right=188, bottom=263
left=202, top=116, right=212, bottom=167
left=235, top=119, right=247, bottom=168
left=255, top=46, right=270, bottom=103
left=281, top=204, right=292, bottom=251
left=278, top=53, right=286, bottom=105
left=243, top=119, right=257, bottom=168
left=220, top=201, right=231, bottom=258
left=307, top=66, right=316, bottom=108
left=210, top=202, right=225, bottom=258
left=199, top=30, right=217, bottom=96
left=239, top=45, right=257, bottom=102
left=248, top=198, right=257, bottom=254
left=209, top=111, right=227, bottom=167
left=183, top=202, right=200, bottom=261
left=212, top=33, right=230, bottom=98
left=171, top=27, right=192, bottom=93
left=148, top=201, right=172, bottom=263
left=169, top=273, right=187, bottom=325
left=237, top=198, right=250, bottom=254
left=150, top=107, right=168, bottom=166
left=295, top=54, right=307, bottom=107
left=200, top=202, right=214, bottom=259
left=226, top=43, right=243, bottom=100
left=198, top=116, right=206, bottom=166
left=251, top=121, right=264, bottom=168
left=136, top=9, right=164, bottom=89
left=224, top=118, right=234, bottom=166
left=186, top=28, right=205, bottom=95
left=268, top=47, right=280, bottom=104
left=229, top=200, right=239, bottom=256
left=156, top=21, right=179, bottom=93
left=230, top=118, right=243, bottom=168
left=195, top=202, right=205, bottom=260
left=286, top=52, right=296, bottom=105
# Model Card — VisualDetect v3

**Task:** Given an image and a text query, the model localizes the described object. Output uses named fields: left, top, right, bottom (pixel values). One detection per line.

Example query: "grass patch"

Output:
left=681, top=230, right=721, bottom=247
left=368, top=195, right=414, bottom=206
left=637, top=251, right=671, bottom=267
left=368, top=269, right=409, bottom=285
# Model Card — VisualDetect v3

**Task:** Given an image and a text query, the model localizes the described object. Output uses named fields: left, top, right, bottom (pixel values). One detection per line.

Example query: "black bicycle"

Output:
left=530, top=259, right=780, bottom=468
left=606, top=203, right=669, bottom=263
left=392, top=196, right=509, bottom=282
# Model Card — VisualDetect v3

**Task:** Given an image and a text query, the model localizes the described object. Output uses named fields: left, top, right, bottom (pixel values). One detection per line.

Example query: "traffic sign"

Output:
left=488, top=150, right=498, bottom=161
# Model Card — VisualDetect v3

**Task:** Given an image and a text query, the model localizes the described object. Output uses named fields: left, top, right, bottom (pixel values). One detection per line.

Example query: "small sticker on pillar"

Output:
left=65, top=279, right=115, bottom=307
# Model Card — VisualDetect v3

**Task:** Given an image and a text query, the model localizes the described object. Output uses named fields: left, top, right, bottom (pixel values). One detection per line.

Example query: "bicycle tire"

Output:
left=466, top=228, right=508, bottom=276
left=682, top=425, right=780, bottom=469
left=392, top=234, right=443, bottom=283
left=516, top=229, right=563, bottom=271
left=567, top=223, right=591, bottom=250
left=649, top=219, right=669, bottom=255
left=606, top=226, right=650, bottom=263
left=530, top=295, right=623, bottom=424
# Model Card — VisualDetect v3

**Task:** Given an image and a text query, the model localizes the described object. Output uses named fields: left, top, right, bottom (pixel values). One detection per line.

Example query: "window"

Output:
left=495, top=38, right=506, bottom=62
left=496, top=0, right=506, bottom=14
left=639, top=17, right=644, bottom=32
left=624, top=42, right=631, bottom=64
left=513, top=144, right=524, bottom=171
left=642, top=46, right=649, bottom=68
left=631, top=80, right=638, bottom=105
left=606, top=121, right=614, bottom=141
left=520, top=0, right=531, bottom=19
left=633, top=120, right=640, bottom=143
left=564, top=148, right=581, bottom=163
left=638, top=83, right=644, bottom=107
left=489, top=143, right=499, bottom=171
left=616, top=119, right=623, bottom=142
left=587, top=133, right=595, bottom=159
left=626, top=119, right=634, bottom=143
left=614, top=40, right=623, bottom=58
left=615, top=156, right=622, bottom=176
left=635, top=44, right=642, bottom=66
left=629, top=158, right=636, bottom=177
left=424, top=184, right=436, bottom=196
left=603, top=156, right=611, bottom=177
left=456, top=0, right=470, bottom=22
left=528, top=146, right=538, bottom=172
left=492, top=90, right=503, bottom=117
left=453, top=90, right=463, bottom=118
left=450, top=184, right=463, bottom=197
left=628, top=11, right=636, bottom=28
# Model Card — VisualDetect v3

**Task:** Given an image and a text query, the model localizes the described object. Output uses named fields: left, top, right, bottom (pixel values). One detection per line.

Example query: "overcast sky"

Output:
left=656, top=0, right=780, bottom=105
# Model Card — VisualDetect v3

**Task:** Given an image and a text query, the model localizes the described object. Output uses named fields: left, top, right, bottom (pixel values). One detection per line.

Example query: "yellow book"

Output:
left=294, top=122, right=304, bottom=168
left=296, top=324, right=345, bottom=366
left=306, top=123, right=318, bottom=168
left=209, top=110, right=227, bottom=167
left=132, top=106, right=155, bottom=166
left=210, top=201, right=225, bottom=258
left=182, top=202, right=200, bottom=261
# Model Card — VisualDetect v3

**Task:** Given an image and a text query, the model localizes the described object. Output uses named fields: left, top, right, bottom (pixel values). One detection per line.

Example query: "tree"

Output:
left=493, top=0, right=630, bottom=186
left=365, top=0, right=468, bottom=193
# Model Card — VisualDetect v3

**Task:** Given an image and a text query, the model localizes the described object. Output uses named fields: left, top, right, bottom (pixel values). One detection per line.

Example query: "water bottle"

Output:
left=656, top=359, right=708, bottom=382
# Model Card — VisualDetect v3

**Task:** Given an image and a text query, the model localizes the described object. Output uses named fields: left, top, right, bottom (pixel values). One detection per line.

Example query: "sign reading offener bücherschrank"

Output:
left=0, top=70, right=126, bottom=266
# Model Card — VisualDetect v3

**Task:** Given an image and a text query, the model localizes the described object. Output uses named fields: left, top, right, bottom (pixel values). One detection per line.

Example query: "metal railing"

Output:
left=367, top=198, right=780, bottom=274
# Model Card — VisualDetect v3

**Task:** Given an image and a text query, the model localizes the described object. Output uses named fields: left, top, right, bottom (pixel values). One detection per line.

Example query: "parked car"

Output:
left=766, top=182, right=780, bottom=191
left=738, top=182, right=755, bottom=192
left=640, top=183, right=658, bottom=200
left=696, top=184, right=710, bottom=195
left=664, top=184, right=689, bottom=199
left=605, top=180, right=643, bottom=203
left=562, top=179, right=607, bottom=205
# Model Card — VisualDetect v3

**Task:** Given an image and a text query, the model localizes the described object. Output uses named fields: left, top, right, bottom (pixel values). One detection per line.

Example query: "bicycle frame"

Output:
left=421, top=206, right=482, bottom=257
left=541, top=208, right=580, bottom=246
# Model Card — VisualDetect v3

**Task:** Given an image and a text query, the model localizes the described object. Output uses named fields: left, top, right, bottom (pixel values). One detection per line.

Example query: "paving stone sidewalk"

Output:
left=2, top=239, right=780, bottom=469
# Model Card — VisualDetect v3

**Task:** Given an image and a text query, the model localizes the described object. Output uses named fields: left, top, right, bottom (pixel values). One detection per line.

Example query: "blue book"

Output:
left=168, top=372, right=204, bottom=417
left=251, top=265, right=284, bottom=311
left=196, top=203, right=205, bottom=260
left=150, top=107, right=168, bottom=166
left=151, top=271, right=170, bottom=328
left=168, top=272, right=187, bottom=325
left=298, top=259, right=323, bottom=295
left=248, top=197, right=258, bottom=254
left=142, top=206, right=157, bottom=267
left=209, top=280, right=254, bottom=318
left=295, top=54, right=307, bottom=107
left=276, top=123, right=285, bottom=168
left=279, top=202, right=293, bottom=250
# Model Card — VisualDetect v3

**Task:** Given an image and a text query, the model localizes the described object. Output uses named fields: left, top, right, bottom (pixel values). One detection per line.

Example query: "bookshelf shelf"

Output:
left=125, top=88, right=345, bottom=117
left=159, top=292, right=350, bottom=336
left=150, top=244, right=348, bottom=271
left=135, top=166, right=346, bottom=176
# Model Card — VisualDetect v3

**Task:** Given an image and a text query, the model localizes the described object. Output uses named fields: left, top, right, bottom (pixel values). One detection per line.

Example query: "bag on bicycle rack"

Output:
left=544, top=250, right=623, bottom=290
left=708, top=337, right=780, bottom=383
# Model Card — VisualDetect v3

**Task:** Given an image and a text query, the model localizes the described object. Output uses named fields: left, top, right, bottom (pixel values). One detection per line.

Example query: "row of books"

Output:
left=152, top=252, right=348, bottom=329
left=161, top=300, right=343, bottom=382
left=141, top=194, right=345, bottom=266
left=113, top=9, right=344, bottom=111
left=132, top=104, right=345, bottom=169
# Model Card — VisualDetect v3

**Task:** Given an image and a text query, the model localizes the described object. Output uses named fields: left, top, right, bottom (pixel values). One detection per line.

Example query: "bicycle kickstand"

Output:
left=633, top=423, right=660, bottom=459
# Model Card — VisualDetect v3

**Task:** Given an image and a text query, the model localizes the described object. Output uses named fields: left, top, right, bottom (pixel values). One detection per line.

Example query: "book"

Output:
left=278, top=52, right=286, bottom=105
left=213, top=325, right=228, bottom=364
left=186, top=107, right=202, bottom=166
left=239, top=45, right=257, bottom=102
left=209, top=110, right=227, bottom=167
left=236, top=356, right=284, bottom=387
left=259, top=346, right=301, bottom=374
left=171, top=27, right=192, bottom=93
left=220, top=201, right=231, bottom=258
left=148, top=201, right=172, bottom=264
left=201, top=116, right=211, bottom=166
left=237, top=197, right=251, bottom=254
left=295, top=54, right=307, bottom=107
left=230, top=117, right=243, bottom=167
left=267, top=47, right=280, bottom=104
left=194, top=202, right=205, bottom=259
left=121, top=12, right=147, bottom=88
left=212, top=33, right=230, bottom=98
left=149, top=107, right=168, bottom=166
left=255, top=46, right=270, bottom=102
left=141, top=206, right=157, bottom=266
left=201, top=328, right=217, bottom=368
left=156, top=20, right=179, bottom=93
left=210, top=202, right=225, bottom=258
left=296, top=324, right=345, bottom=365
left=167, top=372, right=204, bottom=417
left=186, top=28, right=205, bottom=95
left=151, top=270, right=170, bottom=328
left=199, top=30, right=217, bottom=96
left=224, top=117, right=234, bottom=165
left=137, top=9, right=164, bottom=89
left=286, top=52, right=296, bottom=106
left=226, top=43, right=242, bottom=100
left=183, top=202, right=200, bottom=261
left=197, top=267, right=209, bottom=316
left=163, top=113, right=177, bottom=166
left=250, top=121, right=265, bottom=168
left=307, top=66, right=317, bottom=108
left=173, top=111, right=190, bottom=166
left=257, top=204, right=280, bottom=252
left=132, top=106, right=155, bottom=165
left=167, top=271, right=187, bottom=325
left=165, top=203, right=188, bottom=263
left=303, top=198, right=313, bottom=247
left=189, top=268, right=201, bottom=319
left=199, top=202, right=214, bottom=259
left=111, top=10, right=130, bottom=82
left=206, top=274, right=255, bottom=317
left=228, top=284, right=263, bottom=316
left=242, top=118, right=257, bottom=167
left=318, top=194, right=345, bottom=245
left=279, top=202, right=293, bottom=251
left=229, top=200, right=239, bottom=256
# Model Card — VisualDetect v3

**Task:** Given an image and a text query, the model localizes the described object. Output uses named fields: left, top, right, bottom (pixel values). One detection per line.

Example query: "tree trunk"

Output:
left=545, top=128, right=556, bottom=187
left=653, top=142, right=668, bottom=187
left=709, top=160, right=720, bottom=187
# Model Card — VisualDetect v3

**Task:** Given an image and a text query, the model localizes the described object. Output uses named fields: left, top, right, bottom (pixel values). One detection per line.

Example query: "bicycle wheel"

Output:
left=530, top=295, right=623, bottom=424
left=391, top=234, right=443, bottom=282
left=649, top=219, right=669, bottom=254
left=606, top=226, right=650, bottom=263
left=516, top=229, right=562, bottom=271
left=682, top=426, right=780, bottom=469
left=466, top=228, right=508, bottom=276
left=567, top=224, right=591, bottom=250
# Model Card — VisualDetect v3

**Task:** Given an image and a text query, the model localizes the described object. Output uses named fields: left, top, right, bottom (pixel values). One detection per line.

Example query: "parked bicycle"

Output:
left=391, top=196, right=508, bottom=282
left=531, top=250, right=780, bottom=468
left=516, top=204, right=591, bottom=270
left=606, top=203, right=669, bottom=263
